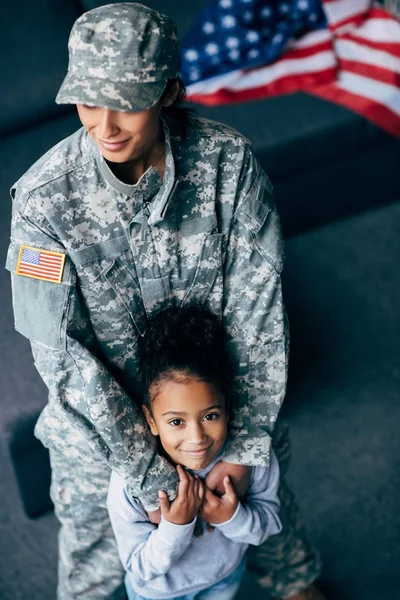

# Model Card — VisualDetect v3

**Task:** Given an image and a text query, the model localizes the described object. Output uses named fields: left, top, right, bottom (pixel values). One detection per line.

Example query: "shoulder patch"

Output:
left=16, top=245, right=66, bottom=284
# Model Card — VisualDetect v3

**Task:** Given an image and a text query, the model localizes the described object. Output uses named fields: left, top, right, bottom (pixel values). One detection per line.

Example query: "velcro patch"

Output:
left=16, top=245, right=66, bottom=284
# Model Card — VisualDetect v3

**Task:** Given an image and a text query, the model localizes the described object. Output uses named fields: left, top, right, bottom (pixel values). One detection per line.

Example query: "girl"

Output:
left=108, top=306, right=282, bottom=600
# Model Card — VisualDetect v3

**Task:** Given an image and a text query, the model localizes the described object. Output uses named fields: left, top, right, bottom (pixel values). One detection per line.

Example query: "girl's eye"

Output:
left=169, top=419, right=184, bottom=427
left=204, top=413, right=219, bottom=421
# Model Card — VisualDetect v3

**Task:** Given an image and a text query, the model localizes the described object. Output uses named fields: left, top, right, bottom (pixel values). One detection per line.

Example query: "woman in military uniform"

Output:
left=7, top=3, right=325, bottom=600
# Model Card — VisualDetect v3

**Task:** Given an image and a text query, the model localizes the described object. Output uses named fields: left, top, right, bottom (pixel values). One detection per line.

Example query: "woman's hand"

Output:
left=199, top=476, right=238, bottom=525
left=158, top=465, right=205, bottom=525
left=205, top=462, right=251, bottom=499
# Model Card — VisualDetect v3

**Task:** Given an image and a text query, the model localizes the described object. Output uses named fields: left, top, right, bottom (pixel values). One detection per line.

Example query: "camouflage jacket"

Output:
left=6, top=115, right=288, bottom=510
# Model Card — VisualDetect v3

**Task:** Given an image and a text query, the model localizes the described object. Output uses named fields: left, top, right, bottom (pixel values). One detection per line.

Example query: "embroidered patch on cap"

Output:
left=16, top=245, right=66, bottom=283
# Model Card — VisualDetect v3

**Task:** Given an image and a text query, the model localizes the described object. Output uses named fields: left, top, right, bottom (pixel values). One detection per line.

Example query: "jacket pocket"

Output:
left=104, top=258, right=147, bottom=337
left=182, top=232, right=224, bottom=306
left=71, top=236, right=147, bottom=361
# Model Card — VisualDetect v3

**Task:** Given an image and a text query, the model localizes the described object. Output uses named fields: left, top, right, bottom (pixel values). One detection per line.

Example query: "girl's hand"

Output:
left=158, top=465, right=205, bottom=525
left=147, top=509, right=161, bottom=525
left=199, top=476, right=238, bottom=525
left=205, top=462, right=251, bottom=499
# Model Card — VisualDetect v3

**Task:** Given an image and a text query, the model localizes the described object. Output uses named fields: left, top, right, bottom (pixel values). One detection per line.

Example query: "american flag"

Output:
left=181, top=0, right=400, bottom=137
left=16, top=246, right=66, bottom=283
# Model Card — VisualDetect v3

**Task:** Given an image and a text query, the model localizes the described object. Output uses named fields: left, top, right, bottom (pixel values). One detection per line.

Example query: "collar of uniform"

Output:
left=89, top=133, right=163, bottom=198
left=147, top=117, right=176, bottom=226
left=87, top=119, right=176, bottom=213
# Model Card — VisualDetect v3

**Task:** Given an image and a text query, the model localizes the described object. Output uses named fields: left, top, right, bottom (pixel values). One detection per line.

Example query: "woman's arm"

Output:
left=107, top=472, right=196, bottom=581
left=7, top=188, right=178, bottom=510
left=221, top=147, right=289, bottom=468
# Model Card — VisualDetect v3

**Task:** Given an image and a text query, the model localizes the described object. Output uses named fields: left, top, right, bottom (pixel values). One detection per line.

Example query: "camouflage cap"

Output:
left=56, top=2, right=179, bottom=113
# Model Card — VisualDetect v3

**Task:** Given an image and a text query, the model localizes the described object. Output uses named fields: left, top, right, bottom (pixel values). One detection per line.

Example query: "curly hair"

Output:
left=137, top=306, right=234, bottom=417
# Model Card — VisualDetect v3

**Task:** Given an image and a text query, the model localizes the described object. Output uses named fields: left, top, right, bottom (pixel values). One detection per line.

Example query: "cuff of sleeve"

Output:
left=212, top=502, right=249, bottom=535
left=135, top=464, right=180, bottom=512
left=223, top=433, right=272, bottom=467
left=157, top=515, right=197, bottom=545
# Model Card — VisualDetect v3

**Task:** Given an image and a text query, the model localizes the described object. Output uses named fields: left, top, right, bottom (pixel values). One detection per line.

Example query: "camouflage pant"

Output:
left=45, top=422, right=320, bottom=600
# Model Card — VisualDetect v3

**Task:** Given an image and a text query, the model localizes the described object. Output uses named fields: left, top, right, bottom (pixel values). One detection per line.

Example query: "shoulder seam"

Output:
left=22, top=155, right=95, bottom=195
left=190, top=117, right=252, bottom=145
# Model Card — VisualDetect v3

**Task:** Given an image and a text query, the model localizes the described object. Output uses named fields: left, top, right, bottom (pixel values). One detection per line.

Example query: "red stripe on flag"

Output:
left=18, top=268, right=61, bottom=281
left=40, top=253, right=63, bottom=260
left=19, top=266, right=62, bottom=278
left=340, top=32, right=400, bottom=58
left=310, top=83, right=400, bottom=137
left=328, top=13, right=367, bottom=32
left=188, top=68, right=337, bottom=106
left=21, top=258, right=62, bottom=269
left=20, top=262, right=62, bottom=273
left=367, top=7, right=398, bottom=21
left=38, top=261, right=63, bottom=269
left=39, top=254, right=63, bottom=263
left=339, top=59, right=400, bottom=87
left=280, top=40, right=335, bottom=61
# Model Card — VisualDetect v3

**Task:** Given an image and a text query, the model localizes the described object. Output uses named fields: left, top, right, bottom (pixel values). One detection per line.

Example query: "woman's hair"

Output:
left=137, top=306, right=234, bottom=417
left=161, top=76, right=195, bottom=136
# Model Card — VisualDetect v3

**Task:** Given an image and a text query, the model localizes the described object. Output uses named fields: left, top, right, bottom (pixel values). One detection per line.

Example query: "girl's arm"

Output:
left=107, top=471, right=196, bottom=582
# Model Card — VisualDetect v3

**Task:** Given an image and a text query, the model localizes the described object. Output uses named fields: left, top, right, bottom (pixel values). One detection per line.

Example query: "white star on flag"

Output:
left=272, top=33, right=283, bottom=44
left=226, top=36, right=239, bottom=48
left=188, top=68, right=200, bottom=82
left=205, top=42, right=219, bottom=55
left=243, top=11, right=254, bottom=22
left=221, top=15, right=236, bottom=28
left=229, top=49, right=240, bottom=60
left=247, top=48, right=260, bottom=59
left=185, top=49, right=199, bottom=61
left=246, top=30, right=260, bottom=42
left=203, top=21, right=215, bottom=34
left=261, top=7, right=272, bottom=18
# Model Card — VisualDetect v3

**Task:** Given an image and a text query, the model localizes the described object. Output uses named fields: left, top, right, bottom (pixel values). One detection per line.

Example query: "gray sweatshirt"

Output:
left=107, top=450, right=282, bottom=599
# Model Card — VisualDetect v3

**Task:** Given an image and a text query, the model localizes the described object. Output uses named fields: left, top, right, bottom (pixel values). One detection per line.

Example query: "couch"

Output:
left=1, top=0, right=399, bottom=598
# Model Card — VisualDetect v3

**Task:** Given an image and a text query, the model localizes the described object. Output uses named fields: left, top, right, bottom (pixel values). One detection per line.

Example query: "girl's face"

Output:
left=143, top=377, right=228, bottom=471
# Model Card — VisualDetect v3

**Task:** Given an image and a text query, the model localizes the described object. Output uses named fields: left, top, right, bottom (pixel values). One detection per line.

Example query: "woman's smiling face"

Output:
left=76, top=102, right=163, bottom=164
left=143, top=377, right=229, bottom=471
left=76, top=80, right=179, bottom=164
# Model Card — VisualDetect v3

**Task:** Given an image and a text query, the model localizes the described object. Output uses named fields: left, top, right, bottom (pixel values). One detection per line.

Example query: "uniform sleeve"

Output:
left=222, top=147, right=289, bottom=467
left=6, top=189, right=178, bottom=510
left=211, top=448, right=282, bottom=545
left=107, top=472, right=196, bottom=581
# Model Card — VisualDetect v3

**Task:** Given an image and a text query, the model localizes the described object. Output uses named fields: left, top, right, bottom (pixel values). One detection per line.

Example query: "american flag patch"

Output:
left=16, top=245, right=66, bottom=283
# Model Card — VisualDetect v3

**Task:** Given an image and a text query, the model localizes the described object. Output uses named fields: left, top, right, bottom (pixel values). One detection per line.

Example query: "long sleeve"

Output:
left=221, top=148, right=289, bottom=467
left=6, top=191, right=178, bottom=510
left=107, top=471, right=196, bottom=581
left=213, top=448, right=282, bottom=545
